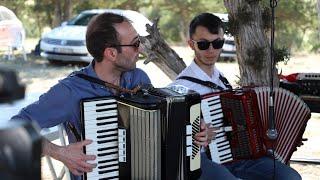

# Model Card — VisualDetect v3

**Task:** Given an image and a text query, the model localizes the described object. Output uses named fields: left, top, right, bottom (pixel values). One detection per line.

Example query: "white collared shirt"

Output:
left=170, top=60, right=227, bottom=95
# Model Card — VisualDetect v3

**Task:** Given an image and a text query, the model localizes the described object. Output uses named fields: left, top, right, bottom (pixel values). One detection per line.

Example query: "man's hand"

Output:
left=43, top=139, right=97, bottom=176
left=194, top=121, right=208, bottom=147
left=206, top=124, right=219, bottom=144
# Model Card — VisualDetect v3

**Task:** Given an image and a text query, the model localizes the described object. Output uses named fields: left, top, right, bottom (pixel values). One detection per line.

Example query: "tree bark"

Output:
left=317, top=0, right=320, bottom=41
left=63, top=0, right=72, bottom=22
left=224, top=0, right=279, bottom=87
left=140, top=19, right=187, bottom=80
left=52, top=0, right=62, bottom=27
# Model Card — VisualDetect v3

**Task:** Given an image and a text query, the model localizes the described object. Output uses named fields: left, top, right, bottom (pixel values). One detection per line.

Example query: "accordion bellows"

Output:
left=201, top=87, right=311, bottom=164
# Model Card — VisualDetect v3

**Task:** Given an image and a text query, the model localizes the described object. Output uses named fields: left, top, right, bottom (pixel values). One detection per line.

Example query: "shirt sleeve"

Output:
left=11, top=82, right=74, bottom=129
left=130, top=68, right=151, bottom=88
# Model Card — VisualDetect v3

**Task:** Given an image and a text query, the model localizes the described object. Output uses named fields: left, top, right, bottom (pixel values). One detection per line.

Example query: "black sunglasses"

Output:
left=192, top=39, right=225, bottom=50
left=108, top=40, right=140, bottom=49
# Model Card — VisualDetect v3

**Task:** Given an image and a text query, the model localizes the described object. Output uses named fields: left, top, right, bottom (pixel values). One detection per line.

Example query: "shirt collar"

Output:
left=79, top=60, right=133, bottom=91
left=190, top=60, right=220, bottom=81
left=84, top=60, right=99, bottom=78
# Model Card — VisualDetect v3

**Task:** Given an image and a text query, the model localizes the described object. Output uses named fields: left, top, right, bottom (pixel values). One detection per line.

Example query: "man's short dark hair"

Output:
left=86, top=12, right=129, bottom=62
left=189, top=13, right=223, bottom=38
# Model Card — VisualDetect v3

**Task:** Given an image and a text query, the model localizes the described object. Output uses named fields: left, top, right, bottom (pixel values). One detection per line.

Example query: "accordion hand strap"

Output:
left=75, top=73, right=141, bottom=94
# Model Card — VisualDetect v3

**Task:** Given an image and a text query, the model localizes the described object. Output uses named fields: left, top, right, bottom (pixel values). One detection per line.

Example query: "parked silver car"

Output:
left=40, top=9, right=152, bottom=63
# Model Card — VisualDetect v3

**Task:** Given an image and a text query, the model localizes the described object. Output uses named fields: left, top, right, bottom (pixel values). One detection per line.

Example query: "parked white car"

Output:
left=213, top=13, right=237, bottom=61
left=40, top=9, right=152, bottom=63
left=0, top=6, right=25, bottom=49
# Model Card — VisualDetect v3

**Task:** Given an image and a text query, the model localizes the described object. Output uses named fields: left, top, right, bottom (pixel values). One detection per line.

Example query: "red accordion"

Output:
left=201, top=87, right=311, bottom=164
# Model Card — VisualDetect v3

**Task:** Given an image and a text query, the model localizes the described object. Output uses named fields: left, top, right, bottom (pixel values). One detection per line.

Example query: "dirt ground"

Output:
left=1, top=44, right=319, bottom=179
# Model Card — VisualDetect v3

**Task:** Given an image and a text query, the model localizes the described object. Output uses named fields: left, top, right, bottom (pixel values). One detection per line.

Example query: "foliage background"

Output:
left=1, top=0, right=319, bottom=52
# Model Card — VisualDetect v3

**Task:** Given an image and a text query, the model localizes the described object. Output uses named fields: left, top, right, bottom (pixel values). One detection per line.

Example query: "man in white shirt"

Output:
left=170, top=12, right=301, bottom=180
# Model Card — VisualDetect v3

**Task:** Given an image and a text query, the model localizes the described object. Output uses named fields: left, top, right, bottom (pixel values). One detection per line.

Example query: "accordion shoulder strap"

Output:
left=75, top=73, right=140, bottom=94
left=177, top=74, right=232, bottom=91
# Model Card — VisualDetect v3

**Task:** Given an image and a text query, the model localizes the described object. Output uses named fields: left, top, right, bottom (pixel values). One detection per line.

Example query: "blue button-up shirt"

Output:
left=12, top=61, right=151, bottom=144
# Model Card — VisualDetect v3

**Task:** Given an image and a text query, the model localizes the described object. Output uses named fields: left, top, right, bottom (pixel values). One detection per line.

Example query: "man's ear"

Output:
left=187, top=39, right=195, bottom=50
left=104, top=47, right=117, bottom=61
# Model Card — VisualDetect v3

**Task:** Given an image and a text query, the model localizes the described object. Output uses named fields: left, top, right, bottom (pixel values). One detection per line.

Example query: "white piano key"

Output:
left=86, top=154, right=119, bottom=164
left=186, top=125, right=192, bottom=135
left=84, top=121, right=117, bottom=131
left=84, top=111, right=117, bottom=120
left=86, top=129, right=118, bottom=138
left=87, top=168, right=119, bottom=179
left=186, top=146, right=192, bottom=156
left=87, top=147, right=118, bottom=154
left=97, top=161, right=119, bottom=169
left=186, top=136, right=192, bottom=146
left=215, top=136, right=227, bottom=143
left=218, top=148, right=232, bottom=157
left=209, top=113, right=224, bottom=120
left=86, top=141, right=118, bottom=150
left=216, top=140, right=229, bottom=147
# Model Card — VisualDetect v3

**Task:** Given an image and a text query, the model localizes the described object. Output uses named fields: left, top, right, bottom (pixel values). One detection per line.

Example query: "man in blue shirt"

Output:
left=12, top=12, right=208, bottom=179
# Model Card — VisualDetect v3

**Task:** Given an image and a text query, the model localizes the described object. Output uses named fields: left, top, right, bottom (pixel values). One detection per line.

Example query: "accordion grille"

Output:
left=130, top=107, right=162, bottom=179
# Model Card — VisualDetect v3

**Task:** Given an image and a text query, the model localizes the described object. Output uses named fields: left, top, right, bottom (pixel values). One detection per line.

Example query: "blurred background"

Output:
left=0, top=0, right=319, bottom=51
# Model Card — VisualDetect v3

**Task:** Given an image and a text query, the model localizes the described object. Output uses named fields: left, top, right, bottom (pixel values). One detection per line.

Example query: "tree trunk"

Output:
left=52, top=0, right=62, bottom=27
left=140, top=19, right=187, bottom=80
left=317, top=0, right=320, bottom=41
left=224, top=0, right=279, bottom=87
left=63, top=0, right=72, bottom=21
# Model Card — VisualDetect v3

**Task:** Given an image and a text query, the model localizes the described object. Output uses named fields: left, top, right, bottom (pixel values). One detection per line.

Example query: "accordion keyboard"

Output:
left=82, top=98, right=121, bottom=180
left=201, top=95, right=233, bottom=164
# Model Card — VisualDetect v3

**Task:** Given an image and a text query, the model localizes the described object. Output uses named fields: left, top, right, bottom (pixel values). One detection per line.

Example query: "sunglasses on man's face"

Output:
left=108, top=39, right=140, bottom=49
left=192, top=39, right=225, bottom=50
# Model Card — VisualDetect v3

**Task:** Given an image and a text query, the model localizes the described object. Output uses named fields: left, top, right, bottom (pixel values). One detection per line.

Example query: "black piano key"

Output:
left=207, top=98, right=220, bottom=104
left=98, top=157, right=118, bottom=164
left=97, top=115, right=117, bottom=121
left=95, top=102, right=116, bottom=107
left=98, top=151, right=118, bottom=157
left=220, top=154, right=232, bottom=162
left=96, top=127, right=118, bottom=134
left=99, top=175, right=119, bottom=180
left=97, top=138, right=117, bottom=144
left=217, top=143, right=229, bottom=149
left=218, top=146, right=230, bottom=152
left=211, top=122, right=223, bottom=127
left=96, top=107, right=117, bottom=112
left=97, top=120, right=117, bottom=126
left=98, top=168, right=118, bottom=175
left=215, top=132, right=225, bottom=139
left=98, top=161, right=118, bottom=169
left=97, top=145, right=118, bottom=152
left=219, top=151, right=232, bottom=158
left=96, top=132, right=118, bottom=139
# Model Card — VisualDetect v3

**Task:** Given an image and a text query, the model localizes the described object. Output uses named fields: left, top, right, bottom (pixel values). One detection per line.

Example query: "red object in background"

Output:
left=279, top=73, right=299, bottom=82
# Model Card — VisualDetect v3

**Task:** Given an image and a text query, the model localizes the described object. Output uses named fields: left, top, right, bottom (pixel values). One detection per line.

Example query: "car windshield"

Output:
left=67, top=12, right=97, bottom=26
